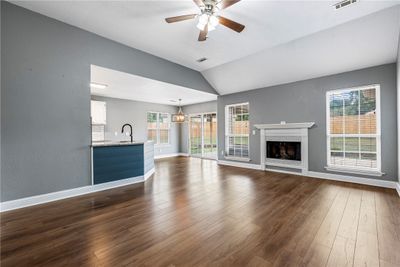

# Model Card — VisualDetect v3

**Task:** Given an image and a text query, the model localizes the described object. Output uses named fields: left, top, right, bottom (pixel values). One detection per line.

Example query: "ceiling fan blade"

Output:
left=165, top=14, right=197, bottom=23
left=218, top=16, right=245, bottom=33
left=218, top=0, right=241, bottom=9
left=193, top=0, right=204, bottom=7
left=198, top=24, right=208, bottom=41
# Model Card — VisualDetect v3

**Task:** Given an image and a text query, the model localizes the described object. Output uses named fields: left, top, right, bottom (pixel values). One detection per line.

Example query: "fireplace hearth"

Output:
left=267, top=141, right=301, bottom=161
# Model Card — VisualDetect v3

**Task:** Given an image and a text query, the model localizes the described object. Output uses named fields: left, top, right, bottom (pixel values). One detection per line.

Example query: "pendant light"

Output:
left=172, top=99, right=186, bottom=123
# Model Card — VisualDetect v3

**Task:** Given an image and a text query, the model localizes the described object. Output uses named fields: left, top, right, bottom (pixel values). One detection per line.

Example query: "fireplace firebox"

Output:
left=267, top=141, right=301, bottom=161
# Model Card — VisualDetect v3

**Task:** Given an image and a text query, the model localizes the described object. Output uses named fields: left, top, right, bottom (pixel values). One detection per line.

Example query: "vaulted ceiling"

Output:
left=12, top=1, right=400, bottom=95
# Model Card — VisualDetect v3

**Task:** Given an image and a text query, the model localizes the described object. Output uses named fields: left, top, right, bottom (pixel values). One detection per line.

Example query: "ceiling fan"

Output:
left=165, top=0, right=245, bottom=41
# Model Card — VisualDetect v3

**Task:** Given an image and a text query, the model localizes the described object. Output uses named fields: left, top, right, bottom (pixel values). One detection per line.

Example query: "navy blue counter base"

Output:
left=93, top=144, right=144, bottom=184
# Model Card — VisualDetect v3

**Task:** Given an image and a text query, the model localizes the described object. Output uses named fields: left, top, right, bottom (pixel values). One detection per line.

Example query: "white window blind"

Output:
left=225, top=103, right=249, bottom=159
left=327, top=84, right=381, bottom=172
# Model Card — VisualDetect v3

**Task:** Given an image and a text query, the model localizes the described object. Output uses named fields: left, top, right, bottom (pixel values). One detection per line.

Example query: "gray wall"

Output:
left=180, top=101, right=218, bottom=154
left=1, top=2, right=214, bottom=202
left=218, top=64, right=398, bottom=181
left=397, top=33, right=400, bottom=183
left=92, top=96, right=180, bottom=157
left=0, top=2, right=2, bottom=197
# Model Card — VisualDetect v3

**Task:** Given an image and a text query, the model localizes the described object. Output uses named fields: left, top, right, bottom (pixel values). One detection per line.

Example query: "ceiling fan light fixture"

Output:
left=196, top=21, right=206, bottom=31
left=207, top=23, right=216, bottom=31
left=198, top=13, right=209, bottom=24
left=209, top=15, right=219, bottom=27
left=164, top=0, right=244, bottom=41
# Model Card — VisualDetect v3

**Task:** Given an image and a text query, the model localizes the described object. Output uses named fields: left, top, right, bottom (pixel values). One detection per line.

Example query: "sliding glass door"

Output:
left=189, top=115, right=203, bottom=158
left=189, top=113, right=217, bottom=159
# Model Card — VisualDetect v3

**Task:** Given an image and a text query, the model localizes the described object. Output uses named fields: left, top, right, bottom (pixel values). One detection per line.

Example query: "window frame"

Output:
left=146, top=111, right=171, bottom=146
left=225, top=102, right=250, bottom=161
left=326, top=84, right=381, bottom=174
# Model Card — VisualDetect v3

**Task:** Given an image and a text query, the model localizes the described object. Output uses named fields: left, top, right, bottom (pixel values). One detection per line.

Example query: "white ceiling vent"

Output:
left=334, top=0, right=358, bottom=10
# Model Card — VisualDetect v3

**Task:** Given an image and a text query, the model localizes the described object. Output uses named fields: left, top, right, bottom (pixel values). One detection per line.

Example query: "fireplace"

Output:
left=254, top=122, right=315, bottom=174
left=267, top=141, right=301, bottom=161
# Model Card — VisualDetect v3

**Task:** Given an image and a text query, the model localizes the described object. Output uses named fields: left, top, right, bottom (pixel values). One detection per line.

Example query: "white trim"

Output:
left=325, top=166, right=384, bottom=176
left=326, top=84, right=381, bottom=173
left=225, top=101, right=249, bottom=107
left=397, top=31, right=400, bottom=193
left=225, top=102, right=250, bottom=160
left=144, top=168, right=155, bottom=180
left=395, top=183, right=400, bottom=197
left=224, top=156, right=251, bottom=162
left=154, top=153, right=188, bottom=159
left=147, top=111, right=171, bottom=145
left=307, top=171, right=396, bottom=189
left=257, top=124, right=312, bottom=174
left=265, top=168, right=302, bottom=175
left=254, top=122, right=315, bottom=129
left=217, top=160, right=398, bottom=195
left=218, top=160, right=261, bottom=170
left=0, top=175, right=145, bottom=212
left=188, top=112, right=218, bottom=159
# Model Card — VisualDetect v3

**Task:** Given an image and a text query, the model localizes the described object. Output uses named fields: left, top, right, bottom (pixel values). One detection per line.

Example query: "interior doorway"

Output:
left=189, top=113, right=217, bottom=159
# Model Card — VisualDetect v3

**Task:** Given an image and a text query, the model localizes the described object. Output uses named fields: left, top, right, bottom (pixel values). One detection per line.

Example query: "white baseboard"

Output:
left=307, top=171, right=398, bottom=189
left=396, top=182, right=400, bottom=197
left=154, top=153, right=188, bottom=159
left=217, top=160, right=399, bottom=195
left=144, top=168, right=155, bottom=180
left=0, top=175, right=146, bottom=212
left=217, top=160, right=262, bottom=170
left=265, top=167, right=302, bottom=175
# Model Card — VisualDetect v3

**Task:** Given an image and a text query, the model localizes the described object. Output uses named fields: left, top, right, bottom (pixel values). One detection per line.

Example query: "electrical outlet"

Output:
left=221, top=150, right=224, bottom=156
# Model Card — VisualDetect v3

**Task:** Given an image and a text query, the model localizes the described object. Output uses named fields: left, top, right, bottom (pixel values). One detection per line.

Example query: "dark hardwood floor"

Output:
left=1, top=157, right=399, bottom=266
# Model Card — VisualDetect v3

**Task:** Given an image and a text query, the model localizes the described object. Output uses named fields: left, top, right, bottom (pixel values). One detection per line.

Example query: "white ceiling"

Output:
left=90, top=65, right=217, bottom=106
left=11, top=1, right=400, bottom=95
left=203, top=5, right=400, bottom=94
left=11, top=0, right=400, bottom=72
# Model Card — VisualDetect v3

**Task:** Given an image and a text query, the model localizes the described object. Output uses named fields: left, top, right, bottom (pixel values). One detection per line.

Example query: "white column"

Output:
left=301, top=128, right=309, bottom=175
left=260, top=129, right=266, bottom=170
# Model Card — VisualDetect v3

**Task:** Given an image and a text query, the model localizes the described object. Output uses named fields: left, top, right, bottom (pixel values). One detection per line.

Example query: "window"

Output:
left=147, top=112, right=170, bottom=145
left=327, top=84, right=381, bottom=173
left=225, top=103, right=250, bottom=160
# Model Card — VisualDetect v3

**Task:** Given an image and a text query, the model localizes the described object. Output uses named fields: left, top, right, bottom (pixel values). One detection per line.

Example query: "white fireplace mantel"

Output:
left=254, top=122, right=315, bottom=130
left=256, top=122, right=315, bottom=174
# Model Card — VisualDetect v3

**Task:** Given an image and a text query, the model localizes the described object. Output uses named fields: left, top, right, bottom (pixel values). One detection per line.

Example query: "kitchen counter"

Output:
left=91, top=141, right=154, bottom=185
left=91, top=140, right=149, bottom=147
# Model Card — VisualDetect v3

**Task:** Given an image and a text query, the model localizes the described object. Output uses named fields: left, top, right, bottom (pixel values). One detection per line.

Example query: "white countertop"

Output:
left=91, top=141, right=151, bottom=147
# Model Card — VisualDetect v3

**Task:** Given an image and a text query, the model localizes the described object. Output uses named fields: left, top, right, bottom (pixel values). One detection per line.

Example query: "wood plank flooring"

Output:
left=1, top=157, right=399, bottom=266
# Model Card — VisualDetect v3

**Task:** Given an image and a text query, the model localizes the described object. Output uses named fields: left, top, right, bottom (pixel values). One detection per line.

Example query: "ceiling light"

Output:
left=90, top=82, right=108, bottom=89
left=171, top=99, right=186, bottom=123
left=196, top=21, right=206, bottom=31
left=208, top=24, right=216, bottom=32
left=209, top=15, right=219, bottom=27
left=199, top=13, right=209, bottom=25
left=165, top=0, right=244, bottom=42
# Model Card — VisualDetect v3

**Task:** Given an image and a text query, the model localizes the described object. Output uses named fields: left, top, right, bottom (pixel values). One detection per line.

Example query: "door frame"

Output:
left=188, top=112, right=218, bottom=160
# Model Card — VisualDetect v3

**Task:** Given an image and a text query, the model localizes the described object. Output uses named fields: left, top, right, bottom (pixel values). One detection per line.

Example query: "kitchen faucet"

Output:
left=121, top=123, right=133, bottom=143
